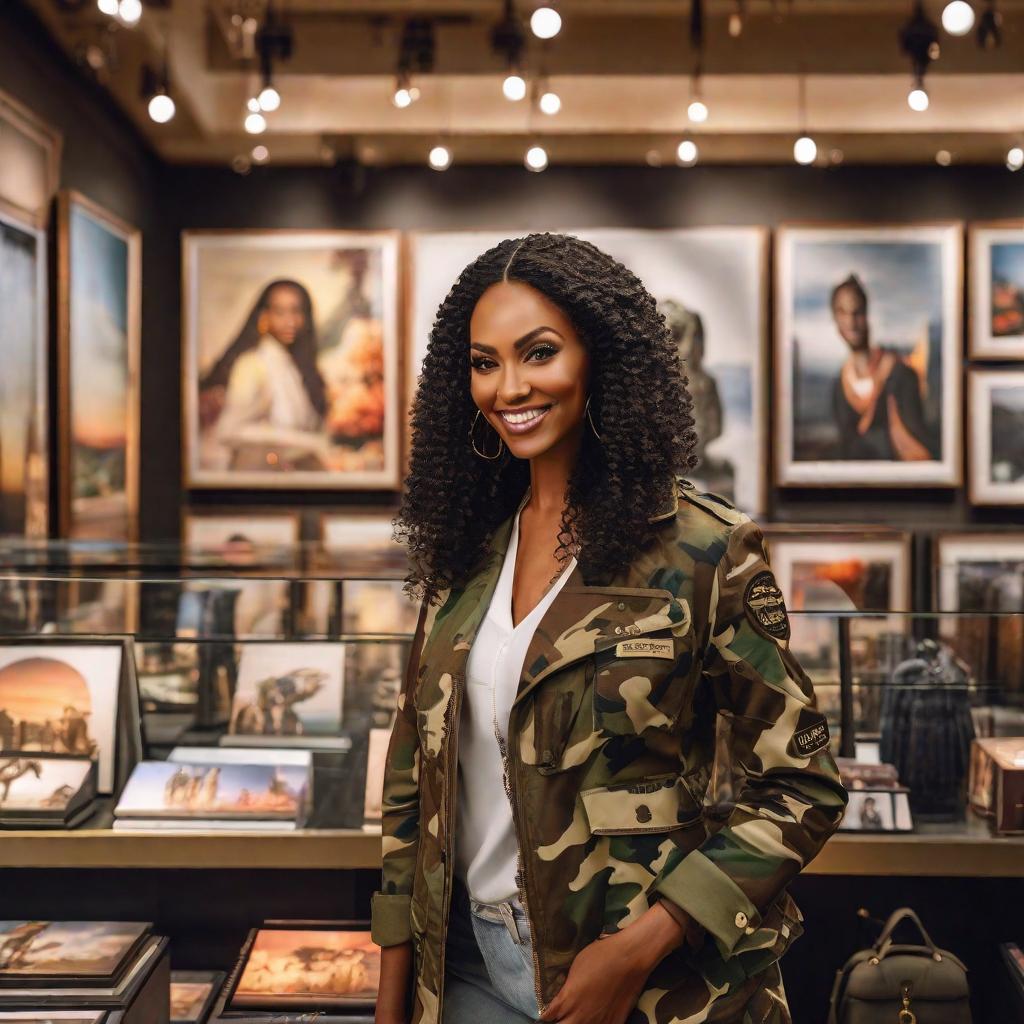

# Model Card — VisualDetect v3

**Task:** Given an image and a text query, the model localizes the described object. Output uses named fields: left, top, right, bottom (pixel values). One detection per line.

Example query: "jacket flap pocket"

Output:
left=520, top=586, right=692, bottom=695
left=580, top=774, right=702, bottom=834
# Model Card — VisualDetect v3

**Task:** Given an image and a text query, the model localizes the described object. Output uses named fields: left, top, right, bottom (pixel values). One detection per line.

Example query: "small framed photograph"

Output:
left=170, top=970, right=224, bottom=1024
left=763, top=527, right=912, bottom=612
left=839, top=787, right=914, bottom=832
left=224, top=922, right=379, bottom=1012
left=774, top=222, right=962, bottom=487
left=933, top=532, right=1024, bottom=612
left=969, top=221, right=1024, bottom=359
left=968, top=368, right=1024, bottom=505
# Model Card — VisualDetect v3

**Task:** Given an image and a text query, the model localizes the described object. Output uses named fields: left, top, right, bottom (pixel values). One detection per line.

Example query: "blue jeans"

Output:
left=442, top=874, right=542, bottom=1023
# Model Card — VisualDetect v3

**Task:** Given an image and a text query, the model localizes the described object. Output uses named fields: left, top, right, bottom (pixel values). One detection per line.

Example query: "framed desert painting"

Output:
left=774, top=222, right=962, bottom=487
left=0, top=207, right=48, bottom=538
left=182, top=230, right=401, bottom=490
left=968, top=221, right=1024, bottom=359
left=57, top=191, right=141, bottom=541
left=408, top=227, right=769, bottom=512
left=968, top=368, right=1024, bottom=506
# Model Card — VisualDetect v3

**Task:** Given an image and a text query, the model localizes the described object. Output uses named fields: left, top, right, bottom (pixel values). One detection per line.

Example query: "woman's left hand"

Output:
left=537, top=901, right=687, bottom=1024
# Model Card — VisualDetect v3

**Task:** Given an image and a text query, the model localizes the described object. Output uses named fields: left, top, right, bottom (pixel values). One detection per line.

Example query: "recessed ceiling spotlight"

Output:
left=258, top=85, right=281, bottom=112
left=429, top=144, right=452, bottom=170
left=829, top=147, right=844, bottom=165
left=908, top=85, right=930, bottom=111
left=794, top=135, right=817, bottom=165
left=252, top=144, right=270, bottom=163
left=1007, top=146, right=1024, bottom=171
left=147, top=92, right=175, bottom=124
left=524, top=144, right=548, bottom=171
left=97, top=0, right=118, bottom=15
left=941, top=0, right=975, bottom=34
left=503, top=73, right=527, bottom=101
left=935, top=148, right=953, bottom=165
left=645, top=149, right=663, bottom=167
left=244, top=111, right=267, bottom=134
left=539, top=90, right=561, bottom=115
left=117, top=0, right=141, bottom=24
left=530, top=5, right=561, bottom=39
left=687, top=99, right=708, bottom=123
left=676, top=139, right=698, bottom=165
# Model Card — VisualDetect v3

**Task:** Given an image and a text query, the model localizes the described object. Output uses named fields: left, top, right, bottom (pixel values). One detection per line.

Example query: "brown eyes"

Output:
left=470, top=343, right=558, bottom=372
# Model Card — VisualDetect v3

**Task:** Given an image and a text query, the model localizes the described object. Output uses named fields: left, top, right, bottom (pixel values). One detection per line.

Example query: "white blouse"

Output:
left=454, top=502, right=577, bottom=903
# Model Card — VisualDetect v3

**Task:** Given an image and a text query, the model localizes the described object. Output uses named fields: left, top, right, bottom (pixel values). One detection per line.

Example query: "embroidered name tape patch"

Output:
left=787, top=709, right=831, bottom=758
left=743, top=570, right=791, bottom=641
left=614, top=638, right=675, bottom=659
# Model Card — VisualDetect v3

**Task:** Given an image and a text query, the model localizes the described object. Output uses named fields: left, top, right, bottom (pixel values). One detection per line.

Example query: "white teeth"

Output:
left=501, top=406, right=549, bottom=424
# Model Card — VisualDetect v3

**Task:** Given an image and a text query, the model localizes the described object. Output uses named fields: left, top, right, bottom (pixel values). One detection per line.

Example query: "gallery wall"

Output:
left=4, top=0, right=1024, bottom=601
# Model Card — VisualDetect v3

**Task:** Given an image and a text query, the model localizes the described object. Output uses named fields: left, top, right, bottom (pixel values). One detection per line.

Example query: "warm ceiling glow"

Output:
left=525, top=144, right=548, bottom=171
left=252, top=144, right=270, bottom=163
left=258, top=86, right=281, bottom=112
left=676, top=139, right=698, bottom=165
left=794, top=135, right=817, bottom=164
left=941, top=1, right=975, bottom=35
left=429, top=145, right=452, bottom=170
left=503, top=74, right=527, bottom=101
left=244, top=111, right=267, bottom=134
left=530, top=6, right=562, bottom=40
left=147, top=92, right=175, bottom=124
left=687, top=99, right=708, bottom=123
left=117, top=0, right=141, bottom=23
left=539, top=91, right=561, bottom=115
left=908, top=87, right=930, bottom=112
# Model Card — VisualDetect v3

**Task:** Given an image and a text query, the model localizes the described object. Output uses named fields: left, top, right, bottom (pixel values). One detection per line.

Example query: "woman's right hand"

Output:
left=375, top=940, right=414, bottom=1024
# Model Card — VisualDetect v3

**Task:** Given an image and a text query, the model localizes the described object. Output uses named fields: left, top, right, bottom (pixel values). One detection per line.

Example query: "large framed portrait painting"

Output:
left=57, top=191, right=141, bottom=541
left=183, top=230, right=401, bottom=490
left=409, top=227, right=769, bottom=513
left=774, top=223, right=962, bottom=487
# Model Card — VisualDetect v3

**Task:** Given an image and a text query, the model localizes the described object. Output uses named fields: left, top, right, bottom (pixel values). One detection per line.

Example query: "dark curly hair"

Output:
left=394, top=232, right=699, bottom=605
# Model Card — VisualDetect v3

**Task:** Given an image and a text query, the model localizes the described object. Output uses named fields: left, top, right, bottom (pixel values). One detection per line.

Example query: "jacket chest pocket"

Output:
left=591, top=617, right=696, bottom=738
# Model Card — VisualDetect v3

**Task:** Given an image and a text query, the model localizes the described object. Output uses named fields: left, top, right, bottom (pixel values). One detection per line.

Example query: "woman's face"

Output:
left=469, top=280, right=590, bottom=460
left=259, top=284, right=306, bottom=345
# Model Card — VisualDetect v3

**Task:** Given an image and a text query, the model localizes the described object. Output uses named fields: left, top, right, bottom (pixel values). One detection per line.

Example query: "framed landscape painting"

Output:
left=408, top=227, right=769, bottom=512
left=968, top=368, right=1024, bottom=505
left=969, top=221, right=1024, bottom=359
left=182, top=230, right=401, bottom=490
left=774, top=223, right=962, bottom=487
left=57, top=191, right=141, bottom=541
left=0, top=208, right=48, bottom=538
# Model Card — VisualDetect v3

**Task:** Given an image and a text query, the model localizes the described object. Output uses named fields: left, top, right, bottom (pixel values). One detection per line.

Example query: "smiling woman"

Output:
left=371, top=233, right=847, bottom=1024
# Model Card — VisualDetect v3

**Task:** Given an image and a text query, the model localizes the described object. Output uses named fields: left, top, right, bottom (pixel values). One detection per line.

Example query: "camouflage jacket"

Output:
left=371, top=479, right=848, bottom=1024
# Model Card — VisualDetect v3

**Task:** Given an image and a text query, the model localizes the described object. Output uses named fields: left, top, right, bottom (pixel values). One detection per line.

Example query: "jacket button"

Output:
left=440, top=850, right=447, bottom=863
left=635, top=804, right=652, bottom=823
left=541, top=748, right=554, bottom=762
left=735, top=911, right=748, bottom=929
left=617, top=601, right=626, bottom=611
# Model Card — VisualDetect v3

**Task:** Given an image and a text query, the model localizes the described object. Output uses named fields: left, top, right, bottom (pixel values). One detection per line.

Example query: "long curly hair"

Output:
left=395, top=232, right=699, bottom=605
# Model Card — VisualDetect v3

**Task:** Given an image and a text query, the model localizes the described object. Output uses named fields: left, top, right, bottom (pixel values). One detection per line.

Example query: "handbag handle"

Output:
left=873, top=907, right=938, bottom=960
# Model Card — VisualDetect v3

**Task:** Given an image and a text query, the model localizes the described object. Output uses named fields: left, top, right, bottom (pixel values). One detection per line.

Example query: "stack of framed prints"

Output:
left=0, top=921, right=170, bottom=1024
left=0, top=753, right=97, bottom=829
left=0, top=638, right=142, bottom=803
left=170, top=971, right=224, bottom=1024
left=112, top=760, right=311, bottom=832
left=210, top=921, right=378, bottom=1022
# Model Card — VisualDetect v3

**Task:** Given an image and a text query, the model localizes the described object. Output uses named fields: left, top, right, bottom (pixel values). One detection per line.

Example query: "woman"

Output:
left=372, top=233, right=847, bottom=1024
left=199, top=279, right=330, bottom=471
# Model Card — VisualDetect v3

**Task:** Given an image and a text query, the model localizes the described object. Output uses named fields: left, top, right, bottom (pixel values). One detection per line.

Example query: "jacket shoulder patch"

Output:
left=786, top=708, right=831, bottom=758
left=743, top=569, right=791, bottom=641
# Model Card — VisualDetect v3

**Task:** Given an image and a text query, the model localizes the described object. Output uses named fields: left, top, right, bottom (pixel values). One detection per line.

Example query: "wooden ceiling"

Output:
left=25, top=0, right=1024, bottom=166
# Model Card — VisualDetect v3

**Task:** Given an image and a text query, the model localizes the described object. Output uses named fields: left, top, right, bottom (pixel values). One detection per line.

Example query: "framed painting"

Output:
left=182, top=230, right=402, bottom=490
left=57, top=191, right=141, bottom=541
left=774, top=222, right=962, bottom=487
left=933, top=532, right=1024, bottom=612
left=0, top=89, right=61, bottom=230
left=967, top=367, right=1024, bottom=505
left=407, top=227, right=769, bottom=512
left=968, top=221, right=1024, bottom=360
left=0, top=208, right=48, bottom=538
left=762, top=526, right=913, bottom=612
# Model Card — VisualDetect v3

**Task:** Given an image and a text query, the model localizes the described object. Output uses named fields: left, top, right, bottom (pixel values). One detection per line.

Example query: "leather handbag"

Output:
left=828, top=907, right=972, bottom=1024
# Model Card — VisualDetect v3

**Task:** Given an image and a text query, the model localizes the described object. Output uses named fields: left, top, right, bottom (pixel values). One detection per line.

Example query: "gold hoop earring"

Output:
left=585, top=395, right=603, bottom=441
left=470, top=409, right=505, bottom=460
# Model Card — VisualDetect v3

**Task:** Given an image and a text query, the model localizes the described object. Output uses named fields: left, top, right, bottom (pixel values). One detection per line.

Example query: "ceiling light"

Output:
left=645, top=149, right=663, bottom=167
left=244, top=111, right=267, bottom=134
left=252, top=144, right=270, bottom=163
left=147, top=92, right=175, bottom=123
left=539, top=90, right=560, bottom=115
left=408, top=85, right=421, bottom=101
left=1007, top=146, right=1024, bottom=171
left=258, top=85, right=280, bottom=112
left=794, top=135, right=817, bottom=165
left=429, top=145, right=452, bottom=170
left=247, top=97, right=261, bottom=113
left=525, top=144, right=548, bottom=171
left=97, top=0, right=118, bottom=14
left=117, top=0, right=141, bottom=24
left=676, top=139, right=698, bottom=165
left=530, top=5, right=561, bottom=39
left=687, top=99, right=708, bottom=123
left=908, top=86, right=930, bottom=111
left=941, top=0, right=975, bottom=33
left=728, top=0, right=744, bottom=37
left=393, top=87, right=412, bottom=108
left=503, top=73, right=527, bottom=101
left=935, top=148, right=952, bottom=165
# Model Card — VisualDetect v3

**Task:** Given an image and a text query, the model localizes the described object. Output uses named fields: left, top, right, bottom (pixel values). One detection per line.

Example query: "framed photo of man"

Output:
left=57, top=191, right=141, bottom=541
left=967, top=368, right=1024, bottom=505
left=774, top=223, right=962, bottom=487
left=182, top=230, right=401, bottom=490
left=968, top=221, right=1024, bottom=360
left=408, top=226, right=769, bottom=513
